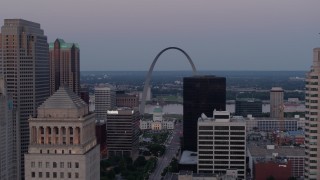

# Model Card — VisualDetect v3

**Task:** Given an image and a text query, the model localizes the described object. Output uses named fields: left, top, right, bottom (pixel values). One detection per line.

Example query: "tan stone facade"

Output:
left=304, top=48, right=320, bottom=180
left=25, top=86, right=100, bottom=180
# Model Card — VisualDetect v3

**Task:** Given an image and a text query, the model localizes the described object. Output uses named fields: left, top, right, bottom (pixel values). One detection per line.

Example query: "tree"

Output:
left=134, top=156, right=147, bottom=167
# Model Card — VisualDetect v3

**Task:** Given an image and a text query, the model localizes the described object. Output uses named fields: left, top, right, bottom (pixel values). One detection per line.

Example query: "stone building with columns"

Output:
left=24, top=86, right=100, bottom=180
left=140, top=104, right=175, bottom=131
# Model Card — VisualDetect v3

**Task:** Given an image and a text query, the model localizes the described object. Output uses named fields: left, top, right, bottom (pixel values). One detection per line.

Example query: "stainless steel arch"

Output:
left=140, top=47, right=197, bottom=114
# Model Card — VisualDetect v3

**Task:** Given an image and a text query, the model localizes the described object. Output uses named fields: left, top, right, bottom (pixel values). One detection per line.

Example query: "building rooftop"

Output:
left=247, top=143, right=305, bottom=157
left=153, top=106, right=163, bottom=113
left=38, top=86, right=87, bottom=110
left=179, top=150, right=197, bottom=165
left=49, top=38, right=79, bottom=49
left=94, top=84, right=115, bottom=90
left=107, top=107, right=136, bottom=115
left=236, top=98, right=262, bottom=102
left=198, top=110, right=245, bottom=123
left=270, top=87, right=284, bottom=92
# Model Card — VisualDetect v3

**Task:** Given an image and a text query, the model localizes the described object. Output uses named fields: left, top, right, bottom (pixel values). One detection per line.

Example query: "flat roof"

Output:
left=179, top=150, right=197, bottom=165
left=248, top=144, right=305, bottom=157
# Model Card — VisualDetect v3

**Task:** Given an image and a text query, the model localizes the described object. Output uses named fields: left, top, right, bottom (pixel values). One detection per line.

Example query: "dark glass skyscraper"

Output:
left=235, top=98, right=262, bottom=117
left=183, top=76, right=226, bottom=151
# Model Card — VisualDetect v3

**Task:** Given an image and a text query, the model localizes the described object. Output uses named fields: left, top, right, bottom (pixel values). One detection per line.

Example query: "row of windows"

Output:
left=198, top=136, right=245, bottom=140
left=199, top=156, right=245, bottom=160
left=31, top=161, right=79, bottom=169
left=31, top=172, right=79, bottom=178
left=198, top=126, right=245, bottom=131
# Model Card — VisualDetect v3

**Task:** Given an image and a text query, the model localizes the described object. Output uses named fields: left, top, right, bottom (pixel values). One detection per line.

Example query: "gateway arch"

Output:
left=140, top=47, right=197, bottom=114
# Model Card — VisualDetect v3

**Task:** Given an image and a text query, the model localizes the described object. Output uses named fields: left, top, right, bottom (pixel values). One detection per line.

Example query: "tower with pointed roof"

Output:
left=24, top=86, right=100, bottom=180
left=49, top=38, right=80, bottom=95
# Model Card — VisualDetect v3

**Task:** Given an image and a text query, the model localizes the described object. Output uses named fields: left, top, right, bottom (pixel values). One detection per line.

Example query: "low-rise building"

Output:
left=116, top=91, right=139, bottom=108
left=245, top=116, right=305, bottom=132
left=247, top=143, right=304, bottom=179
left=140, top=104, right=175, bottom=131
left=254, top=159, right=292, bottom=180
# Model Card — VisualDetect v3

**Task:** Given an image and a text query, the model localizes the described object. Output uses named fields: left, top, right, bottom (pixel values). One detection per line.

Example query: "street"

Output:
left=149, top=122, right=182, bottom=180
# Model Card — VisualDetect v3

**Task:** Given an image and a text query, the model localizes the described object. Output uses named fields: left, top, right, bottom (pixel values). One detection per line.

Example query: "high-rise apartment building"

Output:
left=235, top=98, right=262, bottom=117
left=0, top=19, right=50, bottom=179
left=0, top=76, right=15, bottom=179
left=25, top=86, right=100, bottom=180
left=49, top=38, right=80, bottom=95
left=183, top=76, right=226, bottom=152
left=197, top=111, right=246, bottom=179
left=270, top=87, right=284, bottom=118
left=305, top=48, right=320, bottom=180
left=106, top=108, right=139, bottom=158
left=94, top=85, right=116, bottom=120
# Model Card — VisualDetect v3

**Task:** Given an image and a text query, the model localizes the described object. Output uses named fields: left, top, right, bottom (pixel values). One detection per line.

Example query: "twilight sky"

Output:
left=1, top=0, right=320, bottom=71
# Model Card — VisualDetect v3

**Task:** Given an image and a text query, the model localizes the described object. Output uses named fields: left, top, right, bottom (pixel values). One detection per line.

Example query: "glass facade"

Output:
left=183, top=76, right=226, bottom=151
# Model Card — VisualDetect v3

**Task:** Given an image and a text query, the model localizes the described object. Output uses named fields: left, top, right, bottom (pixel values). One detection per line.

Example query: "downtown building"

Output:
left=305, top=48, right=320, bottom=180
left=197, top=111, right=246, bottom=180
left=235, top=98, right=262, bottom=117
left=24, top=86, right=100, bottom=180
left=106, top=108, right=139, bottom=158
left=0, top=76, right=15, bottom=179
left=270, top=87, right=284, bottom=118
left=116, top=91, right=139, bottom=108
left=94, top=84, right=116, bottom=121
left=183, top=76, right=226, bottom=152
left=0, top=19, right=50, bottom=179
left=49, top=38, right=80, bottom=95
left=140, top=104, right=175, bottom=131
left=247, top=143, right=304, bottom=179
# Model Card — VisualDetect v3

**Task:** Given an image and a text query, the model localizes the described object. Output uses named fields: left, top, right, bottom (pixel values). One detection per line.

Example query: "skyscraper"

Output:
left=183, top=76, right=226, bottom=152
left=25, top=86, right=100, bottom=180
left=0, top=76, right=15, bottom=179
left=94, top=84, right=116, bottom=121
left=305, top=48, right=320, bottom=180
left=49, top=38, right=80, bottom=95
left=270, top=87, right=284, bottom=118
left=0, top=19, right=50, bottom=179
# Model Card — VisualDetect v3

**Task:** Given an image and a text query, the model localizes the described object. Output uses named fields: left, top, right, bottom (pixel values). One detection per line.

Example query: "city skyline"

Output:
left=0, top=0, right=319, bottom=71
